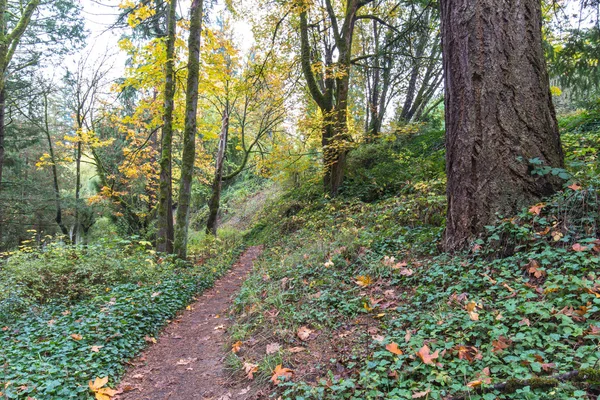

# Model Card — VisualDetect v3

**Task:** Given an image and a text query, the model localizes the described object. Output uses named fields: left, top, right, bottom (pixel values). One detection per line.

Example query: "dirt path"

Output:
left=116, top=246, right=264, bottom=400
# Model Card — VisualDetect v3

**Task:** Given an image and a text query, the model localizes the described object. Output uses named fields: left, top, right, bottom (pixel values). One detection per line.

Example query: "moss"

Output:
left=574, top=368, right=600, bottom=385
left=504, top=378, right=523, bottom=393
left=527, top=377, right=559, bottom=390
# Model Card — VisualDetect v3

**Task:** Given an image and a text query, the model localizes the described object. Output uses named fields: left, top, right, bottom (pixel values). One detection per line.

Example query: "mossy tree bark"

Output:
left=206, top=110, right=229, bottom=236
left=156, top=0, right=177, bottom=253
left=440, top=0, right=565, bottom=252
left=174, top=0, right=204, bottom=259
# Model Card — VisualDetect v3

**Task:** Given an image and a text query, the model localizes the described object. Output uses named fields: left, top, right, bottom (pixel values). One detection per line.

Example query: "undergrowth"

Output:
left=227, top=121, right=600, bottom=399
left=0, top=233, right=244, bottom=399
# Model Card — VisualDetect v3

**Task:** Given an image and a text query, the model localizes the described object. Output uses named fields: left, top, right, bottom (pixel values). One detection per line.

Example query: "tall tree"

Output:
left=174, top=0, right=204, bottom=259
left=156, top=0, right=177, bottom=253
left=440, top=0, right=564, bottom=252
left=299, top=0, right=374, bottom=196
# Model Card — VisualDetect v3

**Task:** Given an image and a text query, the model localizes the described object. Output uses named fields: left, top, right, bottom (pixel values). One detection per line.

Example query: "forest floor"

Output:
left=115, top=246, right=264, bottom=400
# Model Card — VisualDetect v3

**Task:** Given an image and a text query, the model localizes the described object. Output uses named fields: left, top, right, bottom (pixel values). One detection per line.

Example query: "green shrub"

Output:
left=0, top=238, right=179, bottom=323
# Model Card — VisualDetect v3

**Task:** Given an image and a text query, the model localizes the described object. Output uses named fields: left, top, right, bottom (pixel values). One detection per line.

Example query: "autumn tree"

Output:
left=298, top=0, right=375, bottom=196
left=174, top=0, right=204, bottom=259
left=440, top=0, right=564, bottom=251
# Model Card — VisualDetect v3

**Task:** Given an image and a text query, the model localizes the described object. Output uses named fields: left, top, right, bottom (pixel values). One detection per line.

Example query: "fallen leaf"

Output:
left=416, top=345, right=439, bottom=365
left=91, top=345, right=103, bottom=353
left=525, top=259, right=546, bottom=279
left=244, top=362, right=258, bottom=380
left=412, top=389, right=431, bottom=398
left=492, top=336, right=512, bottom=353
left=572, top=243, right=588, bottom=252
left=89, top=377, right=117, bottom=400
left=542, top=362, right=556, bottom=372
left=372, top=334, right=385, bottom=342
left=586, top=325, right=600, bottom=336
left=467, top=367, right=492, bottom=388
left=266, top=343, right=281, bottom=354
left=385, top=342, right=403, bottom=355
left=71, top=334, right=83, bottom=341
left=455, top=345, right=481, bottom=363
left=355, top=275, right=373, bottom=287
left=297, top=326, right=312, bottom=341
left=552, top=231, right=563, bottom=241
left=143, top=336, right=157, bottom=343
left=176, top=358, right=196, bottom=365
left=568, top=183, right=581, bottom=191
left=214, top=325, right=225, bottom=330
left=287, top=346, right=306, bottom=353
left=232, top=341, right=242, bottom=353
left=89, top=377, right=108, bottom=392
left=529, top=203, right=545, bottom=215
left=270, top=364, right=293, bottom=385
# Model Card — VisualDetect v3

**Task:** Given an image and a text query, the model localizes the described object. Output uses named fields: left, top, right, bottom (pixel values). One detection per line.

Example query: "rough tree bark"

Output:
left=174, top=0, right=203, bottom=259
left=441, top=0, right=564, bottom=252
left=206, top=110, right=229, bottom=236
left=156, top=0, right=177, bottom=253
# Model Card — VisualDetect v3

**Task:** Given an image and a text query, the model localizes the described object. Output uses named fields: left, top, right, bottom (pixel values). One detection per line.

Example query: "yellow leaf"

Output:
left=71, top=334, right=83, bottom=341
left=355, top=275, right=373, bottom=287
left=89, top=377, right=108, bottom=392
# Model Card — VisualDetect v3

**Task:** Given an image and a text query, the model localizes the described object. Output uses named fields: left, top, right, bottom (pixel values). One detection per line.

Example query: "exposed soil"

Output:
left=116, top=246, right=264, bottom=400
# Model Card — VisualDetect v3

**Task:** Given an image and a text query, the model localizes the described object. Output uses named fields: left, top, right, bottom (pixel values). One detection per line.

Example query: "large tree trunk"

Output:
left=157, top=0, right=177, bottom=253
left=174, top=0, right=203, bottom=259
left=441, top=0, right=564, bottom=252
left=206, top=110, right=229, bottom=236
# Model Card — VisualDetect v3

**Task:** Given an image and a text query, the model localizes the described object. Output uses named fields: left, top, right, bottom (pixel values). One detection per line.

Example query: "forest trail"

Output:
left=115, top=246, right=264, bottom=400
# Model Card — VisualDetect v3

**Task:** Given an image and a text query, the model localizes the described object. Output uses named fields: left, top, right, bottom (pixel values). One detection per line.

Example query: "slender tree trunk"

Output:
left=400, top=17, right=430, bottom=121
left=0, top=88, right=5, bottom=248
left=206, top=110, right=229, bottom=236
left=157, top=0, right=177, bottom=253
left=366, top=20, right=380, bottom=141
left=74, top=139, right=81, bottom=244
left=441, top=0, right=564, bottom=252
left=43, top=92, right=68, bottom=237
left=174, top=0, right=203, bottom=259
